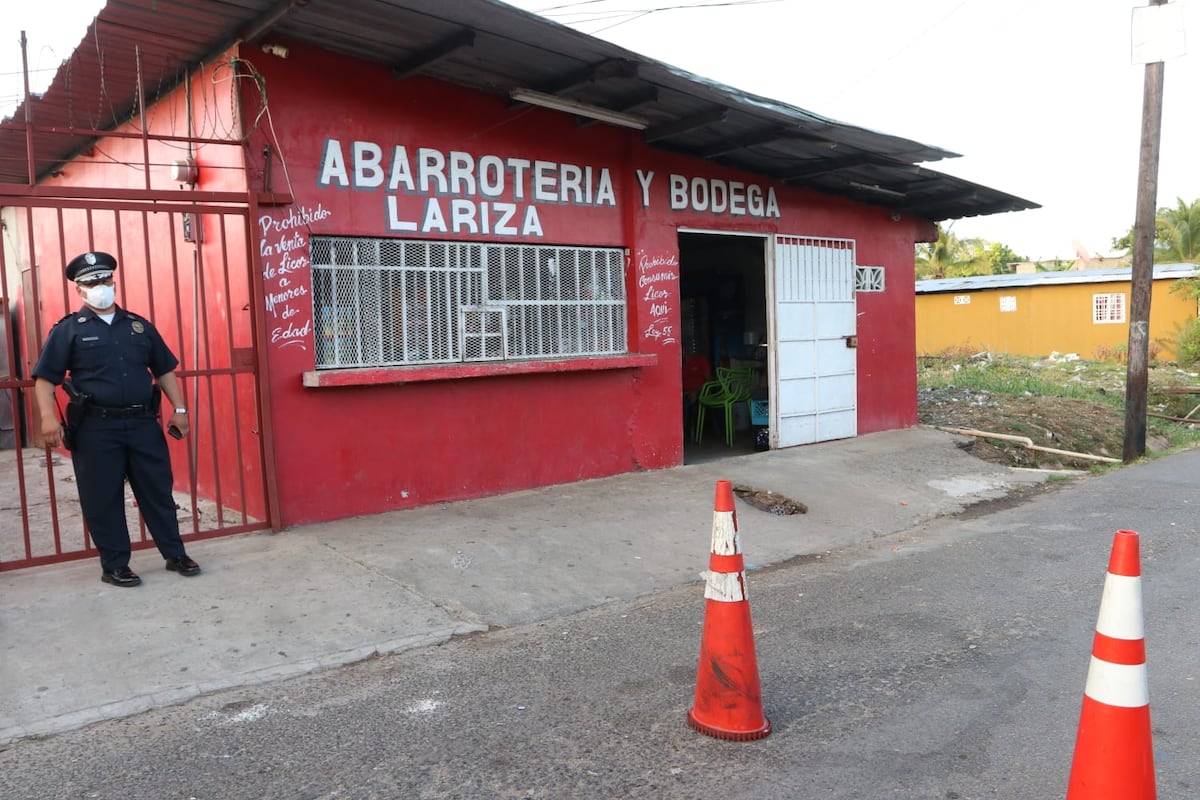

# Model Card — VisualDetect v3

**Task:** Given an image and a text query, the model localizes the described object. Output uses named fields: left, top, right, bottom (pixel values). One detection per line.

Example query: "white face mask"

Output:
left=82, top=284, right=116, bottom=310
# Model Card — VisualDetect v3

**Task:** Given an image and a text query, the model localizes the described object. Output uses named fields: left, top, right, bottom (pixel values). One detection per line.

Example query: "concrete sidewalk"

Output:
left=0, top=426, right=1050, bottom=745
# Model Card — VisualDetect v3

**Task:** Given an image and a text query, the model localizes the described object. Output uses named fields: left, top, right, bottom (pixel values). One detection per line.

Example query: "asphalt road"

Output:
left=2, top=450, right=1197, bottom=800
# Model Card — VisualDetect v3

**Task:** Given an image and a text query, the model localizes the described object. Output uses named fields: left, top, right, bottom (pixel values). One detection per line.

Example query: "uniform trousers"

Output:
left=70, top=415, right=187, bottom=570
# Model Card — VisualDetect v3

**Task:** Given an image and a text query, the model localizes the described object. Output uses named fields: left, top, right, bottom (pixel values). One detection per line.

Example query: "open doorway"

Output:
left=678, top=231, right=768, bottom=464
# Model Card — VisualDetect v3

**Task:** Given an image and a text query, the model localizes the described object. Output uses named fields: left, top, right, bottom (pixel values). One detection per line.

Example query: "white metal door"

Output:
left=770, top=235, right=858, bottom=447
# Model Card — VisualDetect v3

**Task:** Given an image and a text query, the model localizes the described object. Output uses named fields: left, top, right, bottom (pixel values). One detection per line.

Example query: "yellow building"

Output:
left=916, top=264, right=1200, bottom=361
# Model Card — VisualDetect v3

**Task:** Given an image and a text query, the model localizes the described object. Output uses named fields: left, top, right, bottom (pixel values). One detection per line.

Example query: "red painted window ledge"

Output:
left=302, top=353, right=658, bottom=388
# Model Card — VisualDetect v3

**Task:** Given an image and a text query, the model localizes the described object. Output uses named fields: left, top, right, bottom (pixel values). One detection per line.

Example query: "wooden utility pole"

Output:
left=1123, top=0, right=1168, bottom=463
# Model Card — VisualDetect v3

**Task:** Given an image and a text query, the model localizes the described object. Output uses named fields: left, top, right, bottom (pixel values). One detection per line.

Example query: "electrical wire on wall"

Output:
left=217, top=55, right=304, bottom=235
left=185, top=66, right=201, bottom=482
left=189, top=246, right=200, bottom=480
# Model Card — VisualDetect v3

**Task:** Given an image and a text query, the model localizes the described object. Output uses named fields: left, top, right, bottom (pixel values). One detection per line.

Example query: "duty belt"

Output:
left=86, top=404, right=153, bottom=419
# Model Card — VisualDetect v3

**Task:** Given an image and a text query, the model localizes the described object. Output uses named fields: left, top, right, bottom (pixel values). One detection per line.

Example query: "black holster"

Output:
left=62, top=381, right=92, bottom=451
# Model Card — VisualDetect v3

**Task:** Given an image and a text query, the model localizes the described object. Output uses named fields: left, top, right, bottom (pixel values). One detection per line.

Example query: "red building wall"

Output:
left=24, top=54, right=265, bottom=519
left=235, top=41, right=923, bottom=526
left=25, top=38, right=926, bottom=530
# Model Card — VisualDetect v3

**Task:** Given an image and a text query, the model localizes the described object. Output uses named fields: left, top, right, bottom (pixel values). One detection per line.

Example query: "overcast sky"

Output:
left=1, top=2, right=106, bottom=123
left=505, top=0, right=1200, bottom=262
left=4, top=0, right=1197, bottom=262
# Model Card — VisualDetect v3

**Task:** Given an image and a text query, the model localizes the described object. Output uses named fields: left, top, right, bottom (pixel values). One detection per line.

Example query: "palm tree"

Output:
left=1111, top=196, right=1200, bottom=263
left=1163, top=198, right=1200, bottom=325
left=1156, top=196, right=1200, bottom=263
left=915, top=223, right=971, bottom=279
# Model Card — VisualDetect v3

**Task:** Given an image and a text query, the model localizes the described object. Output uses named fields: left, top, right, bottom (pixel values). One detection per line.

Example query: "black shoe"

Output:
left=101, top=566, right=142, bottom=587
left=165, top=556, right=201, bottom=576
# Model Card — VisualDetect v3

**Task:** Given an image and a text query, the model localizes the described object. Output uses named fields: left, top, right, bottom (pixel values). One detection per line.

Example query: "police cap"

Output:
left=65, top=251, right=117, bottom=284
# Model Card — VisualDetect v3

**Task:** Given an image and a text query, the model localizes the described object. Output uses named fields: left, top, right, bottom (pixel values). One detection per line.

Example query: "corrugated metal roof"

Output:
left=0, top=0, right=1038, bottom=221
left=916, top=263, right=1200, bottom=293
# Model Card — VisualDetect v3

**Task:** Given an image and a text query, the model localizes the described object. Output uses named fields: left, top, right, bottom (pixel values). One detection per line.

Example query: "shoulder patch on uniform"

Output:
left=48, top=312, right=74, bottom=330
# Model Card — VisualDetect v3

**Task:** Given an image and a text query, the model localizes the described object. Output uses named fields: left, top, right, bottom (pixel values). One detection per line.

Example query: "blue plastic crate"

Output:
left=749, top=399, right=769, bottom=426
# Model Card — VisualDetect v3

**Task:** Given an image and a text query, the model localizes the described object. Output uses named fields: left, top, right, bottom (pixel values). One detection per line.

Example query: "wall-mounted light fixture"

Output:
left=262, top=43, right=290, bottom=59
left=509, top=88, right=649, bottom=130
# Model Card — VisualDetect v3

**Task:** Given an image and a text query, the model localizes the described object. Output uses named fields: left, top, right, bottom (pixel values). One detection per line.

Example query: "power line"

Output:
left=535, top=0, right=776, bottom=12
left=528, top=1, right=784, bottom=34
left=824, top=0, right=976, bottom=99
left=0, top=66, right=60, bottom=79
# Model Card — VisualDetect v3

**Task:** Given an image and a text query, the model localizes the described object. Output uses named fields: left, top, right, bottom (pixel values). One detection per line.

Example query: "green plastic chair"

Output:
left=694, top=366, right=753, bottom=446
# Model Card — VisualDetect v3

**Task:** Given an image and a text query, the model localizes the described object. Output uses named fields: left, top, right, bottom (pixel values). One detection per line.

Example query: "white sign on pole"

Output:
left=1131, top=3, right=1187, bottom=64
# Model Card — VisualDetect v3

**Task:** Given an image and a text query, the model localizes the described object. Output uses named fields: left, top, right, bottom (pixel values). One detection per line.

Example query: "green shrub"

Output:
left=1176, top=319, right=1200, bottom=366
left=917, top=353, right=1127, bottom=404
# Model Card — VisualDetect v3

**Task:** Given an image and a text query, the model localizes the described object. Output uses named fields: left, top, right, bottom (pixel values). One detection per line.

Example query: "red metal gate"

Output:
left=1, top=195, right=276, bottom=571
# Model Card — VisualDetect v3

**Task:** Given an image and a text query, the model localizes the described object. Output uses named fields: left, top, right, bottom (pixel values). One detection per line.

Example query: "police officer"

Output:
left=32, top=251, right=201, bottom=587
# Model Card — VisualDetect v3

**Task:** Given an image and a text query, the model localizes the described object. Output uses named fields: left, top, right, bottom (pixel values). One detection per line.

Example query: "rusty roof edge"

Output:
left=891, top=165, right=1040, bottom=217
left=2, top=0, right=956, bottom=170
left=651, top=62, right=959, bottom=163
left=0, top=2, right=264, bottom=183
left=476, top=0, right=958, bottom=163
left=1, top=0, right=304, bottom=128
left=2, top=0, right=1040, bottom=220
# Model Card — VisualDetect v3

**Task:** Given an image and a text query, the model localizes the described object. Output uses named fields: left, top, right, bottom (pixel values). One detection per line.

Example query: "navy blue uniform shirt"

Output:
left=32, top=306, right=179, bottom=408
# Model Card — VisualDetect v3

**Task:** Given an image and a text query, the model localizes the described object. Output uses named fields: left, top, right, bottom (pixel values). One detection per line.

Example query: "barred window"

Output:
left=311, top=237, right=627, bottom=368
left=1093, top=292, right=1126, bottom=324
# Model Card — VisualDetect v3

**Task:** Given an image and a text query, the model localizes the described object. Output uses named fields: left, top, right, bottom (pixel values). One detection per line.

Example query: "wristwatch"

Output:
left=174, top=407, right=188, bottom=414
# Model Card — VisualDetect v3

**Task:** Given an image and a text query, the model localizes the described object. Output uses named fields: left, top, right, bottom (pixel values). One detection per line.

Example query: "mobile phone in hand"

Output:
left=168, top=424, right=184, bottom=440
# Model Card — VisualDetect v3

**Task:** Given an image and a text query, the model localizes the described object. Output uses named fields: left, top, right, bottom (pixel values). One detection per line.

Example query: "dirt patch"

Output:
left=917, top=386, right=1168, bottom=470
left=732, top=483, right=808, bottom=515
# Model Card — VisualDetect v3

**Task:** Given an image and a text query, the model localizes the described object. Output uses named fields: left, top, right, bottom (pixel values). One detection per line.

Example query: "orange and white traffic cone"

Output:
left=687, top=479, right=771, bottom=741
left=1066, top=529, right=1156, bottom=799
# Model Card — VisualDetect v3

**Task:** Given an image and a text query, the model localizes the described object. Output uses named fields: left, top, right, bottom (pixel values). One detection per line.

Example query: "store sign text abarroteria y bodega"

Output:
left=316, top=140, right=781, bottom=238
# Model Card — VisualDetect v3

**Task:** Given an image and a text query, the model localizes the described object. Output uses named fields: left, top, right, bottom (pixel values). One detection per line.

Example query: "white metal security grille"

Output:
left=772, top=235, right=858, bottom=447
left=775, top=236, right=856, bottom=303
left=311, top=237, right=627, bottom=368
